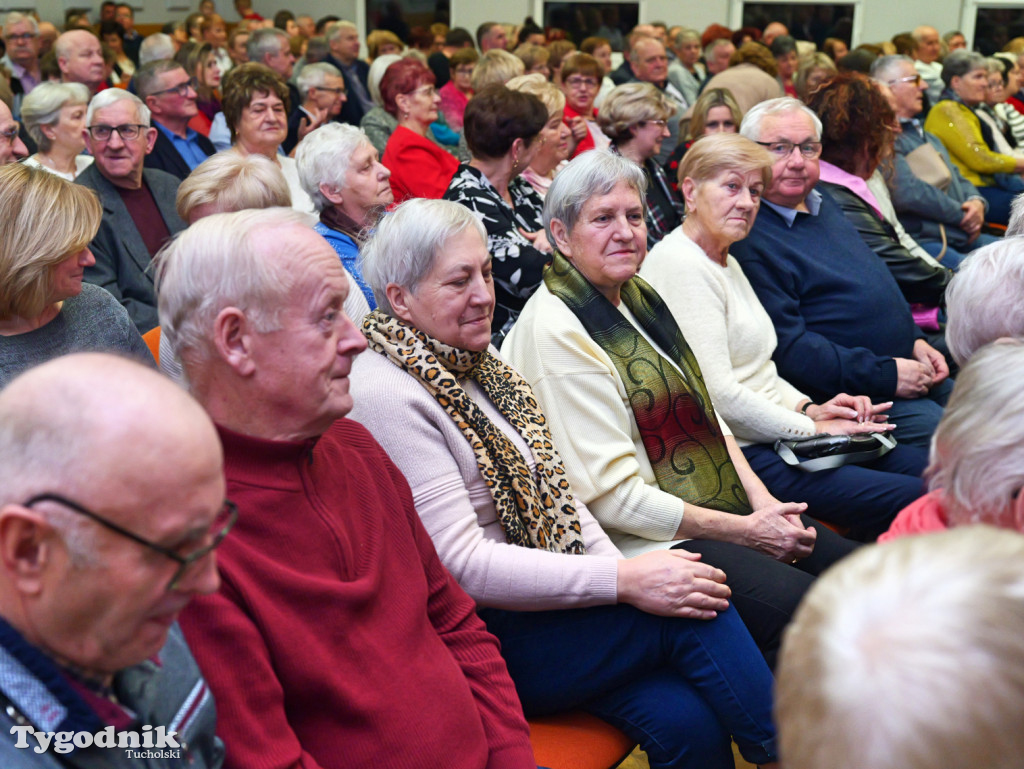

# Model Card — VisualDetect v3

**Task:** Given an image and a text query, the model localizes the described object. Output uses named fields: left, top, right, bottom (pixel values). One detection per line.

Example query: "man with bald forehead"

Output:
left=0, top=354, right=227, bottom=768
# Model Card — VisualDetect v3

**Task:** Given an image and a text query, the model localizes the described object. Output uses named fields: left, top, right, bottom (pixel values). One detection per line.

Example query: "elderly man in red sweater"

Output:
left=157, top=207, right=536, bottom=769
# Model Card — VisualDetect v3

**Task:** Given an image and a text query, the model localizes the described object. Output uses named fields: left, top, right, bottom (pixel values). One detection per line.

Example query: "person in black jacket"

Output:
left=138, top=60, right=215, bottom=181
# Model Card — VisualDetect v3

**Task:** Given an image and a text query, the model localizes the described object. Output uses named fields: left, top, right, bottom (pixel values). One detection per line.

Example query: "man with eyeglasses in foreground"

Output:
left=0, top=353, right=228, bottom=768
left=0, top=101, right=29, bottom=164
left=158, top=208, right=536, bottom=769
left=137, top=60, right=216, bottom=181
left=732, top=97, right=952, bottom=449
left=76, top=89, right=185, bottom=334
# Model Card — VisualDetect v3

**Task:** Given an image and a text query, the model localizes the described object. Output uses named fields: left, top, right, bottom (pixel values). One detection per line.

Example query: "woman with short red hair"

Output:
left=381, top=58, right=459, bottom=202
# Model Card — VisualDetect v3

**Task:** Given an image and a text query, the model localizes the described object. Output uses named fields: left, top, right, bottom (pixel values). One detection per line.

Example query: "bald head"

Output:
left=0, top=354, right=221, bottom=505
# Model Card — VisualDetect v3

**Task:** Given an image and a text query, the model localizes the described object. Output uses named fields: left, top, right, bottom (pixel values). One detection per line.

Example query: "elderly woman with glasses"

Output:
left=381, top=57, right=459, bottom=203
left=502, top=149, right=858, bottom=670
left=598, top=82, right=683, bottom=247
left=348, top=196, right=780, bottom=769
left=642, top=133, right=928, bottom=542
left=925, top=50, right=1024, bottom=224
left=20, top=82, right=94, bottom=180
left=0, top=164, right=152, bottom=387
left=560, top=52, right=610, bottom=158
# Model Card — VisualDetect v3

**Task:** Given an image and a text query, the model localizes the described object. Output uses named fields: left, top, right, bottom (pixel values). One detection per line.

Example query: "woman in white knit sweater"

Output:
left=641, top=133, right=927, bottom=541
left=348, top=197, right=780, bottom=769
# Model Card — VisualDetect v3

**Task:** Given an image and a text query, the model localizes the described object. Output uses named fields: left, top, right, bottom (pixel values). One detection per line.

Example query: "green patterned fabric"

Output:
left=544, top=251, right=752, bottom=515
left=362, top=309, right=587, bottom=554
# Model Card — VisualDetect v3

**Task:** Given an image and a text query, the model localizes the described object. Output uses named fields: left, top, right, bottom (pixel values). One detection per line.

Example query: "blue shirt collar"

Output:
left=762, top=188, right=822, bottom=227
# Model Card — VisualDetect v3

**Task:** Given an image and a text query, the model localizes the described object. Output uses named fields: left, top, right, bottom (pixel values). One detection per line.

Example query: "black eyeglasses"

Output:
left=86, top=123, right=149, bottom=141
left=4, top=32, right=37, bottom=43
left=756, top=140, right=823, bottom=159
left=148, top=77, right=198, bottom=98
left=315, top=86, right=345, bottom=95
left=24, top=493, right=238, bottom=591
left=0, top=124, right=20, bottom=144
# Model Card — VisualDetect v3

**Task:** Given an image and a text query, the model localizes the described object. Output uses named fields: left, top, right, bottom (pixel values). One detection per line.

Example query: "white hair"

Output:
left=295, top=122, right=368, bottom=212
left=296, top=61, right=342, bottom=99
left=870, top=54, right=915, bottom=83
left=1007, top=191, right=1024, bottom=236
left=154, top=208, right=311, bottom=373
left=740, top=96, right=822, bottom=142
left=247, top=27, right=289, bottom=63
left=368, top=53, right=401, bottom=106
left=945, top=237, right=1024, bottom=365
left=20, top=82, right=90, bottom=152
left=703, top=37, right=733, bottom=61
left=542, top=149, right=647, bottom=244
left=360, top=198, right=487, bottom=313
left=4, top=12, right=38, bottom=34
left=327, top=20, right=357, bottom=43
left=86, top=88, right=150, bottom=127
left=777, top=525, right=1024, bottom=769
left=139, top=33, right=176, bottom=66
left=927, top=339, right=1024, bottom=528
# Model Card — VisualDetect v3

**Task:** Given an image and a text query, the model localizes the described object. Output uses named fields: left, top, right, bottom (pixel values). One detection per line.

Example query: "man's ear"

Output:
left=143, top=125, right=158, bottom=155
left=213, top=307, right=258, bottom=376
left=0, top=506, right=56, bottom=596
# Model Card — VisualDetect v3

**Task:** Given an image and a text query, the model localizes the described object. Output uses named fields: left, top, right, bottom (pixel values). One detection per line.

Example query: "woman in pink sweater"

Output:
left=348, top=197, right=780, bottom=769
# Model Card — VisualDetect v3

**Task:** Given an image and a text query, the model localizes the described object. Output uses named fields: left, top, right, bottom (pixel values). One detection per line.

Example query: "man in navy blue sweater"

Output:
left=731, top=97, right=951, bottom=449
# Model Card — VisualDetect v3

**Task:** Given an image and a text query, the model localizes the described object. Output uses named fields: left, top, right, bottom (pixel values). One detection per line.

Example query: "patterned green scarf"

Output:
left=544, top=251, right=751, bottom=515
left=362, top=309, right=587, bottom=554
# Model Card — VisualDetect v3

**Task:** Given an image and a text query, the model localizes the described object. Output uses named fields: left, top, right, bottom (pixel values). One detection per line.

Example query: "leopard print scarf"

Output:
left=362, top=310, right=587, bottom=554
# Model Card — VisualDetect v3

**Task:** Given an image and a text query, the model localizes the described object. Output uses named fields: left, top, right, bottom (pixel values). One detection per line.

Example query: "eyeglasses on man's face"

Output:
left=756, top=140, right=823, bottom=159
left=24, top=493, right=238, bottom=591
left=4, top=32, right=37, bottom=43
left=0, top=123, right=20, bottom=144
left=149, top=77, right=198, bottom=99
left=86, top=123, right=148, bottom=141
left=888, top=74, right=922, bottom=87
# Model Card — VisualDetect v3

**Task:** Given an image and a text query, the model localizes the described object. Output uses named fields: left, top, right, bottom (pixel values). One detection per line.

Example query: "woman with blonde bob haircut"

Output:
left=643, top=134, right=927, bottom=542
left=20, top=81, right=94, bottom=180
left=598, top=82, right=682, bottom=246
left=176, top=151, right=291, bottom=224
left=0, top=165, right=152, bottom=386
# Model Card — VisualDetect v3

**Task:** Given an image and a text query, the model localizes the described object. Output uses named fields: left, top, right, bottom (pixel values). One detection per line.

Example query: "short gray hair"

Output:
left=703, top=37, right=733, bottom=61
left=777, top=525, right=1024, bottom=769
left=1008, top=191, right=1024, bottom=236
left=4, top=12, right=38, bottom=34
left=360, top=198, right=487, bottom=314
left=870, top=54, right=915, bottom=83
left=295, top=122, right=369, bottom=211
left=176, top=151, right=291, bottom=222
left=941, top=50, right=987, bottom=86
left=368, top=53, right=401, bottom=106
left=740, top=96, right=822, bottom=142
left=87, top=88, right=150, bottom=127
left=945, top=237, right=1024, bottom=365
left=928, top=339, right=1024, bottom=528
left=672, top=27, right=699, bottom=49
left=597, top=81, right=676, bottom=142
left=296, top=61, right=342, bottom=99
left=20, top=82, right=90, bottom=152
left=139, top=32, right=175, bottom=66
left=327, top=20, right=357, bottom=43
left=247, top=27, right=289, bottom=63
left=135, top=59, right=185, bottom=99
left=542, top=149, right=648, bottom=244
left=154, top=208, right=311, bottom=372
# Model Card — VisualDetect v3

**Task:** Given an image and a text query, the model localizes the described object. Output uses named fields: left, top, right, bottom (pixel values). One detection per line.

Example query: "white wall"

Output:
left=15, top=0, right=978, bottom=48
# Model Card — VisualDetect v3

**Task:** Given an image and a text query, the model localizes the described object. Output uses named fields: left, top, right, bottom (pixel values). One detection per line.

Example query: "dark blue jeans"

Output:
left=978, top=185, right=1016, bottom=225
left=742, top=442, right=928, bottom=541
left=480, top=603, right=777, bottom=769
left=885, top=377, right=954, bottom=449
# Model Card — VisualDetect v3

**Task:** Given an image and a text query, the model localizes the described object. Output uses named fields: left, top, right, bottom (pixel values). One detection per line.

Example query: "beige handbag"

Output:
left=905, top=141, right=953, bottom=191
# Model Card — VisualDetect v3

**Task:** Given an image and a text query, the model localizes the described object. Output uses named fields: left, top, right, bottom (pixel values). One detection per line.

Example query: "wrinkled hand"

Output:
left=959, top=198, right=985, bottom=237
left=809, top=393, right=894, bottom=434
left=894, top=357, right=934, bottom=398
left=617, top=549, right=731, bottom=619
left=297, top=107, right=328, bottom=144
left=519, top=227, right=553, bottom=254
left=813, top=417, right=895, bottom=435
left=742, top=503, right=815, bottom=562
left=913, top=338, right=949, bottom=386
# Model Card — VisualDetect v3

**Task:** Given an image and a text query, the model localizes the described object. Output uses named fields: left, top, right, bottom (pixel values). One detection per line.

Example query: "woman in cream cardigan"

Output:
left=348, top=197, right=779, bottom=769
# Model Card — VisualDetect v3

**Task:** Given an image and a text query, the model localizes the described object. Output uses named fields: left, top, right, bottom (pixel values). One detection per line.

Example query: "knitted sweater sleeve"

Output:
left=383, top=457, right=536, bottom=769
left=925, top=100, right=1018, bottom=176
left=641, top=238, right=816, bottom=446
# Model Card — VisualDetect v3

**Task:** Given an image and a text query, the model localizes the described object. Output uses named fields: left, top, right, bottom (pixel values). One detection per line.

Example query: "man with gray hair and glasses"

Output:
left=0, top=353, right=228, bottom=768
left=872, top=54, right=997, bottom=270
left=76, top=89, right=184, bottom=333
left=731, top=96, right=952, bottom=449
left=156, top=207, right=536, bottom=769
left=2, top=12, right=42, bottom=114
left=138, top=59, right=216, bottom=180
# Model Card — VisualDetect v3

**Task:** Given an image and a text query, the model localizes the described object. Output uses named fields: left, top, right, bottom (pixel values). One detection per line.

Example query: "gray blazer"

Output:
left=76, top=165, right=185, bottom=334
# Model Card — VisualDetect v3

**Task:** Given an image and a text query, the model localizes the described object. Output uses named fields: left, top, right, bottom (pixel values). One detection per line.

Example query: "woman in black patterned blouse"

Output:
left=443, top=83, right=551, bottom=345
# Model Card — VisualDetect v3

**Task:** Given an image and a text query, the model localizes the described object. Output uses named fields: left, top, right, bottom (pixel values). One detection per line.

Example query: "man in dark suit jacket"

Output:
left=325, top=21, right=372, bottom=127
left=77, top=90, right=185, bottom=333
left=137, top=60, right=215, bottom=180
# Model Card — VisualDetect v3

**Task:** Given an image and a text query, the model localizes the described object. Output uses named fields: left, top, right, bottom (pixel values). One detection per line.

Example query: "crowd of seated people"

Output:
left=3, top=6, right=1024, bottom=768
